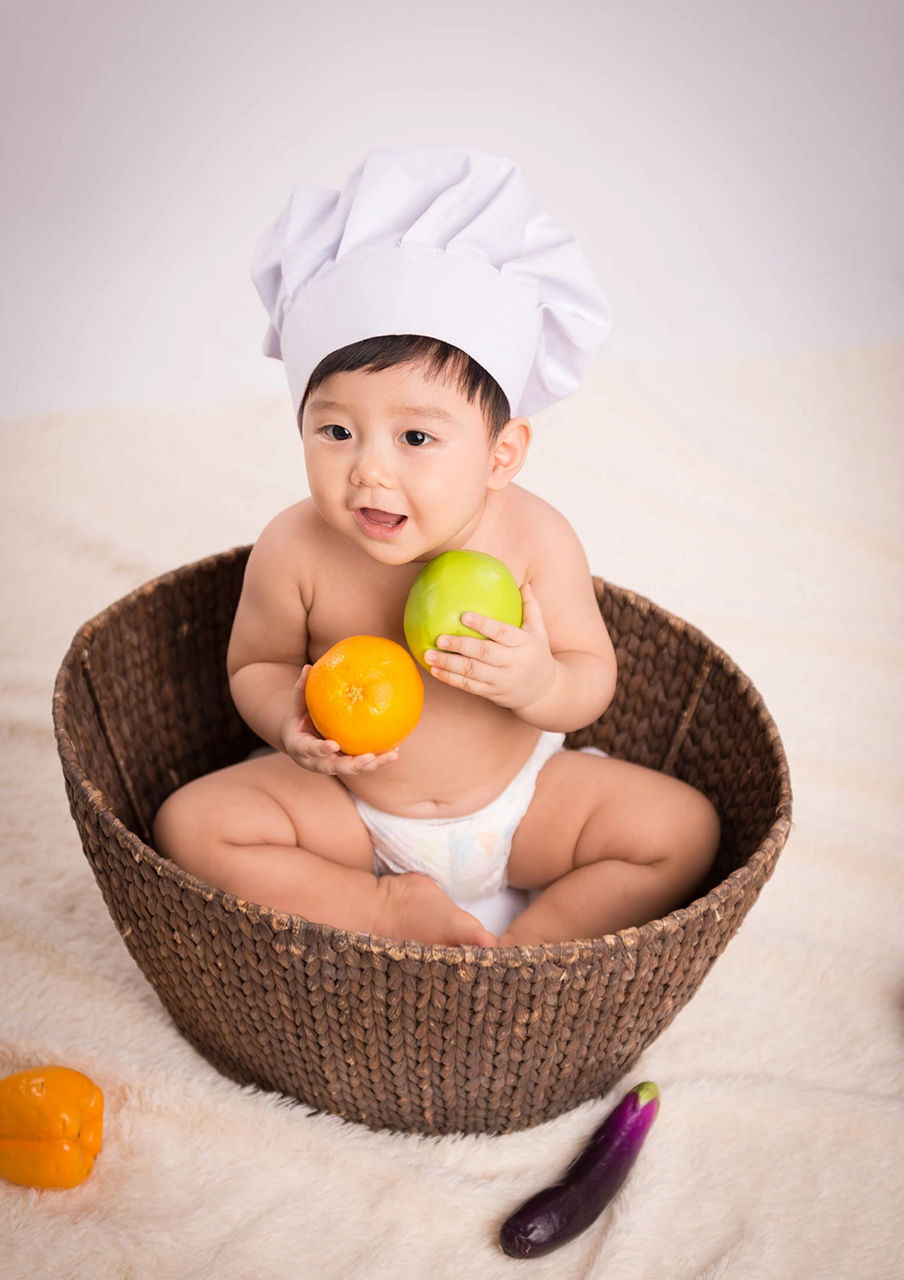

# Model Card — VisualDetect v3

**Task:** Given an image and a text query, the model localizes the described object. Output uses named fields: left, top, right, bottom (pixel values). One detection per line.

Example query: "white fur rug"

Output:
left=2, top=346, right=902, bottom=1278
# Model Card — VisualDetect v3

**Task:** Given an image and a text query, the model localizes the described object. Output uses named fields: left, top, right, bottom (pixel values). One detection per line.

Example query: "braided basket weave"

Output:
left=53, top=546, right=791, bottom=1134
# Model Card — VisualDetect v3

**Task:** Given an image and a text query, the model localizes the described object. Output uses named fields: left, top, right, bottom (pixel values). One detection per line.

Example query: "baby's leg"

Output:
left=500, top=752, right=720, bottom=947
left=152, top=752, right=495, bottom=947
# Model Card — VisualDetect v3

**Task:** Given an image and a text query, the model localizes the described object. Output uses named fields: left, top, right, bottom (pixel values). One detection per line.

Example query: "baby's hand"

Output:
left=280, top=668, right=399, bottom=776
left=425, top=583, right=557, bottom=714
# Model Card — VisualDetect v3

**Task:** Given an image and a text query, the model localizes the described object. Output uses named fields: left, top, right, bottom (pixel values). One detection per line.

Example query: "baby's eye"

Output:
left=321, top=424, right=352, bottom=441
left=401, top=429, right=433, bottom=447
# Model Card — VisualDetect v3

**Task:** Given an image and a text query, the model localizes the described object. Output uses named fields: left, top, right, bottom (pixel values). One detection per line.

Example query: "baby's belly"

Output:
left=344, top=692, right=542, bottom=818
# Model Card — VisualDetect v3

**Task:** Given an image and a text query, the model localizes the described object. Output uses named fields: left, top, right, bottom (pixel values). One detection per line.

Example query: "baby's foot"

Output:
left=377, top=873, right=496, bottom=948
left=497, top=926, right=541, bottom=948
left=498, top=904, right=585, bottom=947
left=497, top=909, right=558, bottom=948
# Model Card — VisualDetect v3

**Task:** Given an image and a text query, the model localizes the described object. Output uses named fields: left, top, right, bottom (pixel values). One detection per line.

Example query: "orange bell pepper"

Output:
left=0, top=1066, right=103, bottom=1189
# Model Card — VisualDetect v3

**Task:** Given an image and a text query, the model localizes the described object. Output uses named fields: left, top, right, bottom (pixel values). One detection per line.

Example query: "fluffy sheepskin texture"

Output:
left=1, top=346, right=902, bottom=1279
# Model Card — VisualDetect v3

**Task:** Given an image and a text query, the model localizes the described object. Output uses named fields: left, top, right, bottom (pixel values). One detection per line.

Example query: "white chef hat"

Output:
left=251, top=146, right=612, bottom=418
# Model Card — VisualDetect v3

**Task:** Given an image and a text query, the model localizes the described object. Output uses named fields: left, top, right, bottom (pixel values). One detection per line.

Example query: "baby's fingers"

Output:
left=429, top=633, right=502, bottom=670
left=425, top=649, right=497, bottom=696
left=287, top=733, right=340, bottom=771
left=458, top=612, right=523, bottom=646
left=291, top=664, right=313, bottom=718
left=319, top=746, right=400, bottom=776
left=341, top=747, right=400, bottom=774
left=300, top=728, right=400, bottom=772
left=518, top=581, right=547, bottom=635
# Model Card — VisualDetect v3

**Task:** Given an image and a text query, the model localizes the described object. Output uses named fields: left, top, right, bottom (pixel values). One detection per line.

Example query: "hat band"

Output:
left=278, top=246, right=542, bottom=415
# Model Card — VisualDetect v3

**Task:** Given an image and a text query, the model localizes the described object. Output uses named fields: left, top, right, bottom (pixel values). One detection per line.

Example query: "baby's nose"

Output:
left=351, top=444, right=393, bottom=487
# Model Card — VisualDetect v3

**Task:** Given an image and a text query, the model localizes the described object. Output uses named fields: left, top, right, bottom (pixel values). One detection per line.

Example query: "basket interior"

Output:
left=59, top=550, right=259, bottom=844
left=53, top=545, right=792, bottom=1134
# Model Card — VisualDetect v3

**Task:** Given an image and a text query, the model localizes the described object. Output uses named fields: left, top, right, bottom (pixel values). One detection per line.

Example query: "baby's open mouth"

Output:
left=355, top=507, right=407, bottom=534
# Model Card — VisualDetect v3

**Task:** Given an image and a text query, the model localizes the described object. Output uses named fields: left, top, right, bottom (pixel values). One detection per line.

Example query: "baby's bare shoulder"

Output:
left=506, top=485, right=583, bottom=552
left=249, top=500, right=330, bottom=567
left=240, top=500, right=331, bottom=607
left=255, top=498, right=321, bottom=547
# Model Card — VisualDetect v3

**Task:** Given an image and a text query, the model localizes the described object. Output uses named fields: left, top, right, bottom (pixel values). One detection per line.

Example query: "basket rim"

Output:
left=53, top=545, right=793, bottom=970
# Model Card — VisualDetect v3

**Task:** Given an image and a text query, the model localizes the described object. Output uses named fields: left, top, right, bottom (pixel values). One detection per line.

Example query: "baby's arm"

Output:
left=427, top=505, right=616, bottom=732
left=227, top=509, right=396, bottom=775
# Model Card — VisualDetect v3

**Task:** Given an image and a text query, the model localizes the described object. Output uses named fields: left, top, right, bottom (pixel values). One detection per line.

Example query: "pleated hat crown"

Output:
left=252, top=146, right=612, bottom=417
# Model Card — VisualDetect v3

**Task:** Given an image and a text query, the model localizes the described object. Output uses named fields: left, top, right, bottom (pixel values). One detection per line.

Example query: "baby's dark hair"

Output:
left=299, top=335, right=511, bottom=438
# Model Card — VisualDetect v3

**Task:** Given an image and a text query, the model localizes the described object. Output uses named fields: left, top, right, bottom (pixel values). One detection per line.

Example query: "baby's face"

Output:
left=301, top=359, right=507, bottom=565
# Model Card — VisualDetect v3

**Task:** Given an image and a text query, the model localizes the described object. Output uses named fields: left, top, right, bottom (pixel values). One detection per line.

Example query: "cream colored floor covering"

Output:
left=2, top=346, right=902, bottom=1278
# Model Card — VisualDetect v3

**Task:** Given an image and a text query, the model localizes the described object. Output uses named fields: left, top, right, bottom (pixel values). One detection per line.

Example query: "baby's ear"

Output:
left=487, top=417, right=531, bottom=489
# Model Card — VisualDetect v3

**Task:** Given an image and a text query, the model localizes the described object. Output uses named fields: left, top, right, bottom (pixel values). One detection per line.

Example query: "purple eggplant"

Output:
left=499, top=1081, right=660, bottom=1258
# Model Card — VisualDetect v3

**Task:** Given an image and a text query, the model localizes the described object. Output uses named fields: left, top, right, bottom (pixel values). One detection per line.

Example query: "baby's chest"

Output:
left=305, top=569, right=413, bottom=661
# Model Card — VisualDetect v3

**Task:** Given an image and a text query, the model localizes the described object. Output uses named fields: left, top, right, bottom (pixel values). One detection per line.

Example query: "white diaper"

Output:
left=354, top=731, right=566, bottom=914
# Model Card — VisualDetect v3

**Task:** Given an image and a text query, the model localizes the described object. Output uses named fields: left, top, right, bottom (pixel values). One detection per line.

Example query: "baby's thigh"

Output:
left=153, top=751, right=374, bottom=871
left=508, top=750, right=718, bottom=890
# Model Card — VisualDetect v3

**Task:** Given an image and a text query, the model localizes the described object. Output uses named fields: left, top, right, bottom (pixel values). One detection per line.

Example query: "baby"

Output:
left=153, top=148, right=719, bottom=948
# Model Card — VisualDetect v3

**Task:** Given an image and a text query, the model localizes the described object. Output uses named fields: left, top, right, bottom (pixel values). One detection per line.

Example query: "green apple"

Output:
left=403, top=550, right=523, bottom=670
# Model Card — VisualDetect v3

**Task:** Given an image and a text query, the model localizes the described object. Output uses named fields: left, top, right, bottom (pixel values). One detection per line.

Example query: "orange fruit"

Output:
left=305, top=635, right=424, bottom=755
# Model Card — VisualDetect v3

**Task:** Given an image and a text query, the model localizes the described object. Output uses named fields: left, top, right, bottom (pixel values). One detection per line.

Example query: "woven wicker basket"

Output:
left=53, top=546, right=791, bottom=1135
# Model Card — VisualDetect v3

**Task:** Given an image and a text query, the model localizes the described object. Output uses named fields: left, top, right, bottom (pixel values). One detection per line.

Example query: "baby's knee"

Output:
left=153, top=781, right=216, bottom=864
left=678, top=784, right=721, bottom=878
